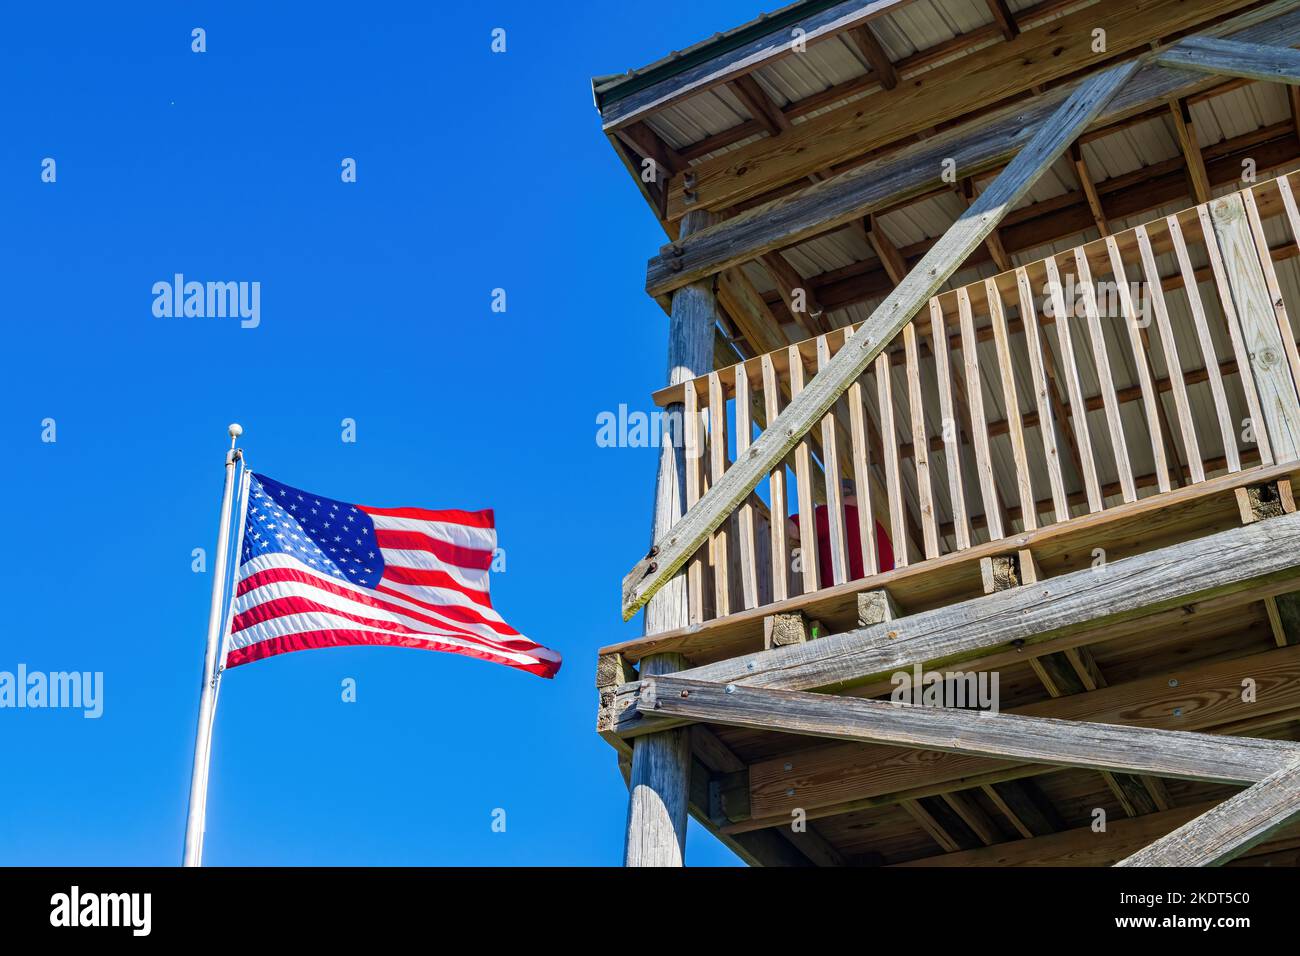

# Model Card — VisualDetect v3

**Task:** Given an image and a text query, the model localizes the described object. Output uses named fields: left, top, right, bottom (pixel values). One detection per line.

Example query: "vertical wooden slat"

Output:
left=789, top=345, right=821, bottom=593
left=1168, top=213, right=1240, bottom=474
left=1251, top=182, right=1300, bottom=389
left=708, top=372, right=730, bottom=617
left=683, top=382, right=706, bottom=624
left=1137, top=223, right=1205, bottom=482
left=1105, top=237, right=1174, bottom=492
left=734, top=366, right=759, bottom=610
left=1198, top=203, right=1273, bottom=467
left=956, top=286, right=1004, bottom=539
left=986, top=278, right=1037, bottom=529
left=817, top=336, right=850, bottom=585
left=1073, top=247, right=1136, bottom=502
left=930, top=299, right=971, bottom=549
left=1044, top=255, right=1104, bottom=511
left=904, top=322, right=941, bottom=557
left=1017, top=268, right=1070, bottom=523
left=1212, top=189, right=1300, bottom=464
left=1245, top=183, right=1300, bottom=459
left=848, top=378, right=881, bottom=576
left=875, top=351, right=909, bottom=566
left=761, top=355, right=789, bottom=602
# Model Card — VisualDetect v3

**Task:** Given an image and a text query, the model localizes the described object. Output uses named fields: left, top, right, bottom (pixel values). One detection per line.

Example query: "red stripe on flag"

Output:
left=373, top=529, right=494, bottom=570
left=368, top=581, right=520, bottom=637
left=359, top=505, right=495, bottom=527
left=381, top=565, right=491, bottom=606
left=226, top=629, right=559, bottom=678
left=236, top=566, right=527, bottom=646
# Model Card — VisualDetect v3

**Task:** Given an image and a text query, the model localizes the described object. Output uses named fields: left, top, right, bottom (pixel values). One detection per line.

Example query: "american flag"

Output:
left=224, top=473, right=560, bottom=678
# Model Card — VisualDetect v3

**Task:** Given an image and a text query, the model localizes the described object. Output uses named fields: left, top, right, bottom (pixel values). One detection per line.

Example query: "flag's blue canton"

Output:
left=241, top=473, right=384, bottom=589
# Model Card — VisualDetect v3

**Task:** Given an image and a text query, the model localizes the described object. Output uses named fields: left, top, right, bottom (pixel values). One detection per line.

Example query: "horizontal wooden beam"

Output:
left=1155, top=34, right=1300, bottom=85
left=737, top=642, right=1300, bottom=828
left=622, top=62, right=1139, bottom=619
left=644, top=3, right=1300, bottom=299
left=610, top=510, right=1300, bottom=736
left=1118, top=759, right=1300, bottom=866
left=635, top=677, right=1300, bottom=784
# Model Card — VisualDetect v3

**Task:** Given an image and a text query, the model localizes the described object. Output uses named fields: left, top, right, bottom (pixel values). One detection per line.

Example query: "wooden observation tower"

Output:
left=593, top=0, right=1300, bottom=866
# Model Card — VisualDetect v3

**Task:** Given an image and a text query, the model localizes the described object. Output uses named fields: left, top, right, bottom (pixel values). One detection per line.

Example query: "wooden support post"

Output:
left=625, top=654, right=692, bottom=867
left=1235, top=477, right=1297, bottom=524
left=764, top=611, right=811, bottom=650
left=857, top=588, right=900, bottom=628
left=625, top=209, right=717, bottom=867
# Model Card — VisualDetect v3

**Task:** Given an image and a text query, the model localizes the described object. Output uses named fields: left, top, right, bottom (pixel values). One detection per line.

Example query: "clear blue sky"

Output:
left=0, top=0, right=766, bottom=865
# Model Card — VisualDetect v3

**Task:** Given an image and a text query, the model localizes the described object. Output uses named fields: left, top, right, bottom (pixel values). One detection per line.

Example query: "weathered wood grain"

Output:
left=1154, top=34, right=1300, bottom=86
left=636, top=677, right=1300, bottom=784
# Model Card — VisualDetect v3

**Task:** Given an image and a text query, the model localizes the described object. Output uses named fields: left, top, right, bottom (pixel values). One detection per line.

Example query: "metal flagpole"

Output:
left=182, top=424, right=247, bottom=867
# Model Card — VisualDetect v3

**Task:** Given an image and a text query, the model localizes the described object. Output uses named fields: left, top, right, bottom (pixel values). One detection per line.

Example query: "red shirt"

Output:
left=791, top=504, right=894, bottom=585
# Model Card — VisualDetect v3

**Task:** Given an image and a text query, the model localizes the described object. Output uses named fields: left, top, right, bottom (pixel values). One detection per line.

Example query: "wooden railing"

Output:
left=652, top=172, right=1300, bottom=626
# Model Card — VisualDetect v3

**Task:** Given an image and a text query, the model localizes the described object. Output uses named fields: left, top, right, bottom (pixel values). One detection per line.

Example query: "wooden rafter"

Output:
left=1169, top=98, right=1211, bottom=204
left=727, top=74, right=790, bottom=136
left=1067, top=142, right=1109, bottom=236
left=660, top=0, right=1261, bottom=218
left=643, top=4, right=1300, bottom=299
left=846, top=23, right=898, bottom=90
left=752, top=125, right=1299, bottom=328
left=985, top=0, right=1019, bottom=41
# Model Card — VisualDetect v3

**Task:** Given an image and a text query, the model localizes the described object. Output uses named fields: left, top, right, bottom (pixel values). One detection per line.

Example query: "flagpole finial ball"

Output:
left=228, top=423, right=244, bottom=438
